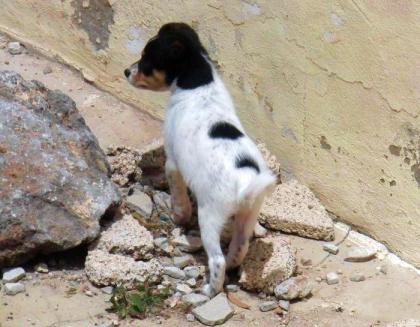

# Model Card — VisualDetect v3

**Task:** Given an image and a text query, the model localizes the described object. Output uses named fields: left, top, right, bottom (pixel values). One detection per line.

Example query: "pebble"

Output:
left=153, top=192, right=171, bottom=211
left=173, top=255, right=194, bottom=268
left=34, top=263, right=49, bottom=273
left=43, top=65, right=53, bottom=75
left=274, top=276, right=313, bottom=300
left=2, top=267, right=26, bottom=283
left=323, top=243, right=339, bottom=255
left=186, top=278, right=197, bottom=287
left=154, top=237, right=173, bottom=255
left=344, top=247, right=377, bottom=262
left=126, top=189, right=154, bottom=218
left=97, top=322, right=113, bottom=327
left=184, top=266, right=200, bottom=279
left=182, top=293, right=210, bottom=307
left=192, top=293, right=234, bottom=326
left=186, top=313, right=195, bottom=322
left=172, top=235, right=203, bottom=253
left=101, top=286, right=113, bottom=295
left=326, top=272, right=339, bottom=285
left=225, top=284, right=239, bottom=292
left=254, top=222, right=268, bottom=238
left=315, top=277, right=322, bottom=283
left=379, top=265, right=388, bottom=275
left=349, top=273, right=366, bottom=282
left=259, top=301, right=278, bottom=312
left=278, top=300, right=290, bottom=311
left=4, top=283, right=25, bottom=295
left=7, top=42, right=23, bottom=55
left=176, top=283, right=192, bottom=294
left=168, top=292, right=182, bottom=308
left=84, top=290, right=94, bottom=297
left=163, top=266, right=186, bottom=280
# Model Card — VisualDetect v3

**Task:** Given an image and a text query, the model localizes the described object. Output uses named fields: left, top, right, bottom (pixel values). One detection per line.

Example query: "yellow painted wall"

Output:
left=1, top=0, right=419, bottom=266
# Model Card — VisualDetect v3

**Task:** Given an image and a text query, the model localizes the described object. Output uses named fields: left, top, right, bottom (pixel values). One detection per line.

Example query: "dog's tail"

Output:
left=237, top=170, right=277, bottom=208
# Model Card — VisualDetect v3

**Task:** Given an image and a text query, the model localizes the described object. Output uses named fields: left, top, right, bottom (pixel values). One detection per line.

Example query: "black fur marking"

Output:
left=209, top=122, right=244, bottom=140
left=236, top=155, right=260, bottom=173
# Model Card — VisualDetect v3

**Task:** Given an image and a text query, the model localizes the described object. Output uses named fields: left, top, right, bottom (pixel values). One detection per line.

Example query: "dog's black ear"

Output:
left=168, top=39, right=186, bottom=61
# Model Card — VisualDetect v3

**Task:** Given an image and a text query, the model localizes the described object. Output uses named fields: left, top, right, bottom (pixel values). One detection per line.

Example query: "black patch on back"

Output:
left=236, top=155, right=260, bottom=173
left=209, top=122, right=244, bottom=140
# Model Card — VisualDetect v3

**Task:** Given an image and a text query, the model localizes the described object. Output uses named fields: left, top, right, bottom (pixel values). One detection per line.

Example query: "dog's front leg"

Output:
left=165, top=160, right=192, bottom=225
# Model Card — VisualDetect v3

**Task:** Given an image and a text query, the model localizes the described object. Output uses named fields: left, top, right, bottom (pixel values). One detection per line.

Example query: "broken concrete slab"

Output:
left=192, top=293, right=234, bottom=326
left=239, top=236, right=296, bottom=294
left=259, top=179, right=334, bottom=241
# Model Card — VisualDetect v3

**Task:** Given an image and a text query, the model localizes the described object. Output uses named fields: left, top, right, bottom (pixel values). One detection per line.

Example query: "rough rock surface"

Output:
left=259, top=179, right=334, bottom=241
left=192, top=293, right=234, bottom=326
left=138, top=141, right=167, bottom=190
left=239, top=236, right=296, bottom=293
left=92, top=214, right=154, bottom=260
left=0, top=71, right=120, bottom=267
left=106, top=145, right=142, bottom=187
left=84, top=249, right=162, bottom=288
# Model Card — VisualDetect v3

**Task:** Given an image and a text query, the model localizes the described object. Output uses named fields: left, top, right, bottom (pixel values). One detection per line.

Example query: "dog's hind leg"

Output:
left=165, top=160, right=192, bottom=225
left=198, top=205, right=227, bottom=298
left=226, top=196, right=264, bottom=270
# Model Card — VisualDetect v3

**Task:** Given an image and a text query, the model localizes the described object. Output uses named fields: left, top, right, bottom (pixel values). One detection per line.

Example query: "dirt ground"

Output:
left=1, top=40, right=420, bottom=327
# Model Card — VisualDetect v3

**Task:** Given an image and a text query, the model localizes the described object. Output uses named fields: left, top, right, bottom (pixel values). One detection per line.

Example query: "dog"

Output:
left=125, top=22, right=276, bottom=298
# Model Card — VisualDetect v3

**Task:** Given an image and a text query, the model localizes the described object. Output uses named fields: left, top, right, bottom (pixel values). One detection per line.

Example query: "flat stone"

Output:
left=101, top=286, right=114, bottom=295
left=344, top=247, right=377, bottom=262
left=186, top=313, right=195, bottom=322
left=176, top=283, right=193, bottom=294
left=7, top=41, right=23, bottom=55
left=349, top=273, right=365, bottom=282
left=4, top=282, right=25, bottom=295
left=2, top=267, right=26, bottom=283
left=153, top=191, right=171, bottom=212
left=278, top=300, right=290, bottom=311
left=323, top=243, right=339, bottom=255
left=259, top=179, right=334, bottom=241
left=192, top=293, right=234, bottom=326
left=34, top=263, right=49, bottom=273
left=163, top=266, right=186, bottom=280
left=184, top=266, right=200, bottom=279
left=225, top=284, right=239, bottom=292
left=126, top=189, right=154, bottom=218
left=172, top=235, right=203, bottom=253
left=259, top=301, right=278, bottom=312
left=154, top=237, right=174, bottom=255
left=182, top=293, right=210, bottom=307
left=173, top=255, right=194, bottom=268
left=326, top=272, right=339, bottom=285
left=239, top=236, right=296, bottom=293
left=274, top=276, right=313, bottom=300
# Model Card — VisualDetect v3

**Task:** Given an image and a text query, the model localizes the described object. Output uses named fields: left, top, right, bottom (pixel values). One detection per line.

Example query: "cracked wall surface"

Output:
left=0, top=1, right=419, bottom=265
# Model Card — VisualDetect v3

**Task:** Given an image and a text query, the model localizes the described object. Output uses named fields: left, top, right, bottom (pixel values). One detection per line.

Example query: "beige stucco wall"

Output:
left=1, top=0, right=419, bottom=266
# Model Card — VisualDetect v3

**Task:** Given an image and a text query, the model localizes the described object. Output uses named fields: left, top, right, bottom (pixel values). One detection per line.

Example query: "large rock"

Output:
left=85, top=249, right=162, bottom=288
left=239, top=236, right=296, bottom=294
left=0, top=71, right=120, bottom=267
left=259, top=179, right=334, bottom=241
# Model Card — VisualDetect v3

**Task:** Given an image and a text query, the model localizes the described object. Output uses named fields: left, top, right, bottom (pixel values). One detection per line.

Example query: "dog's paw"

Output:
left=201, top=283, right=217, bottom=298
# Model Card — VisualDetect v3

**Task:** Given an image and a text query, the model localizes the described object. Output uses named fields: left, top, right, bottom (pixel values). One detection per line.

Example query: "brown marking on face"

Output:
left=132, top=69, right=168, bottom=91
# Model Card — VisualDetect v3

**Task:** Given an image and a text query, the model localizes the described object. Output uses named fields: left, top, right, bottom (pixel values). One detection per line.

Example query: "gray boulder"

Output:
left=0, top=71, right=120, bottom=267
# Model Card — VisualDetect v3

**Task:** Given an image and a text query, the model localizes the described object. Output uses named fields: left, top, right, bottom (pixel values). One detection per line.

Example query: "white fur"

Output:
left=164, top=63, right=276, bottom=297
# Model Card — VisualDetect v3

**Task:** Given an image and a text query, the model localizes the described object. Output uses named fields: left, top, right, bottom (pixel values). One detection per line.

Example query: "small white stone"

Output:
left=349, top=273, right=365, bottom=282
left=326, top=272, right=339, bottom=285
left=35, top=263, right=49, bottom=273
left=101, top=286, right=114, bottom=295
left=278, top=300, right=290, bottom=311
left=164, top=266, right=186, bottom=280
left=82, top=0, right=90, bottom=8
left=84, top=290, right=94, bottom=297
left=254, top=222, right=268, bottom=238
left=2, top=267, right=26, bottom=283
left=192, top=293, right=234, bottom=325
left=173, top=255, right=194, bottom=268
left=182, top=293, right=209, bottom=307
left=186, top=313, right=195, bottom=322
left=323, top=243, right=339, bottom=255
left=7, top=41, right=23, bottom=55
left=4, top=282, right=25, bottom=295
left=259, top=301, right=278, bottom=312
left=184, top=266, right=200, bottom=279
left=176, top=283, right=192, bottom=294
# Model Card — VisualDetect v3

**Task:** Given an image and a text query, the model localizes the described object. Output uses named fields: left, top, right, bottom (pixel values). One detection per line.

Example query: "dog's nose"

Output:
left=124, top=69, right=130, bottom=78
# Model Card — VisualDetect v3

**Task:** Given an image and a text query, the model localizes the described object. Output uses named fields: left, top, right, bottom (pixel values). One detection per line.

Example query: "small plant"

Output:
left=107, top=283, right=169, bottom=319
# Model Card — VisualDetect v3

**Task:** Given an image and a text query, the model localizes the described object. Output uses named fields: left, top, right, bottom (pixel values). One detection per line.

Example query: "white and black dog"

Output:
left=125, top=23, right=276, bottom=298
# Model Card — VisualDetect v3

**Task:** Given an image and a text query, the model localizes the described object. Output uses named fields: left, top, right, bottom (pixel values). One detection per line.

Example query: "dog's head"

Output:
left=124, top=22, right=206, bottom=91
